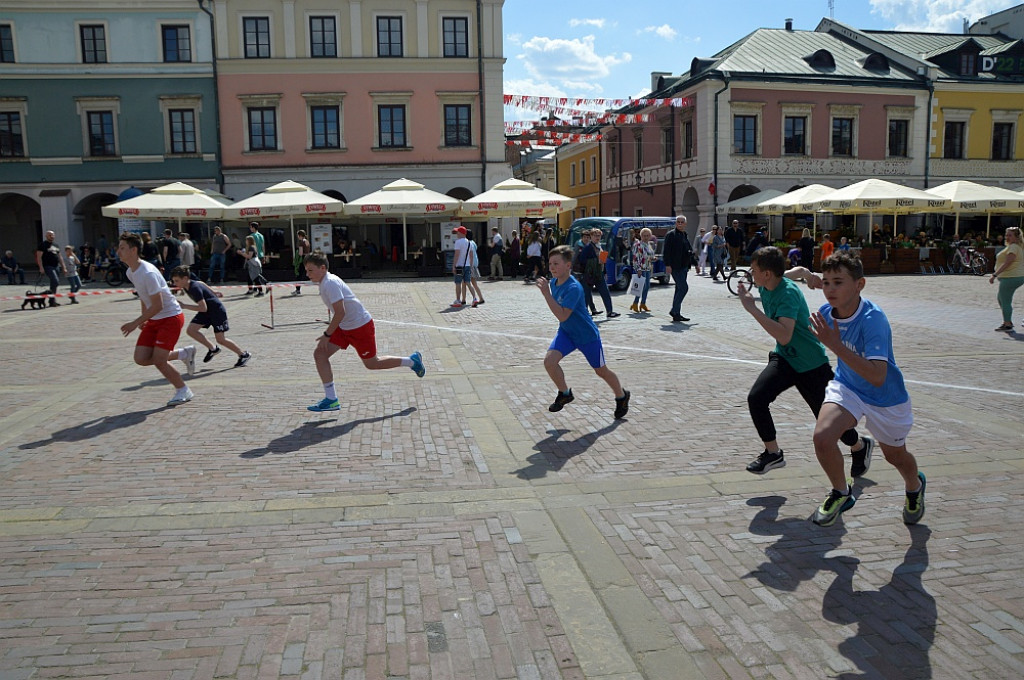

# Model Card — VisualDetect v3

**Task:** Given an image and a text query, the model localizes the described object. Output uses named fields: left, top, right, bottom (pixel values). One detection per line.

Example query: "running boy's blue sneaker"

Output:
left=307, top=397, right=340, bottom=412
left=410, top=351, right=425, bottom=378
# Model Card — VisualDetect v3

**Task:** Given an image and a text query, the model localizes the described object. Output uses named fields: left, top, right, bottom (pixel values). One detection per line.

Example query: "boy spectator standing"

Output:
left=63, top=245, right=82, bottom=304
left=737, top=246, right=872, bottom=481
left=117, top=233, right=196, bottom=406
left=293, top=229, right=311, bottom=295
left=808, top=251, right=925, bottom=526
left=302, top=253, right=425, bottom=412
left=35, top=230, right=65, bottom=307
left=538, top=245, right=630, bottom=419
left=2, top=250, right=26, bottom=285
left=170, top=266, right=251, bottom=368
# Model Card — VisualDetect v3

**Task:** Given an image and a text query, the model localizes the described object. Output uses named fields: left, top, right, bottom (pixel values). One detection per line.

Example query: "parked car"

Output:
left=567, top=217, right=674, bottom=289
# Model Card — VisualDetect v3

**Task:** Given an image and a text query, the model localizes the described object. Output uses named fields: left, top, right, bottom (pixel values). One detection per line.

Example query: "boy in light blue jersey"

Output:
left=538, top=245, right=630, bottom=419
left=808, top=251, right=925, bottom=527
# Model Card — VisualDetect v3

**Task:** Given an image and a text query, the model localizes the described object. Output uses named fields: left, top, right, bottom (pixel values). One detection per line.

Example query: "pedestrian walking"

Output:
left=117, top=233, right=196, bottom=406
left=489, top=227, right=504, bottom=280
left=451, top=226, right=472, bottom=307
left=207, top=226, right=230, bottom=283
left=990, top=226, right=1023, bottom=332
left=35, top=230, right=65, bottom=307
left=243, top=236, right=266, bottom=296
left=62, top=245, right=81, bottom=304
left=302, top=253, right=425, bottom=412
left=663, top=215, right=694, bottom=322
left=538, top=245, right=630, bottom=418
left=629, top=227, right=656, bottom=313
left=294, top=229, right=311, bottom=295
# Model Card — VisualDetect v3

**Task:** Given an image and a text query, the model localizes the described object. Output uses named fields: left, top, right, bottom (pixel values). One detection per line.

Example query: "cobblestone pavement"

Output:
left=1, top=270, right=1022, bottom=680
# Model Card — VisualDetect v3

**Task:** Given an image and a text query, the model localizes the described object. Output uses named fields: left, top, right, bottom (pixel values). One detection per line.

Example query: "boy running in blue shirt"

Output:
left=808, top=251, right=925, bottom=526
left=539, top=245, right=630, bottom=418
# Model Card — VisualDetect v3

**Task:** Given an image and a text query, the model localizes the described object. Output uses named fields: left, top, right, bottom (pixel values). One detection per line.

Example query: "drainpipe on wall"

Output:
left=476, top=0, right=487, bottom=194
left=197, top=0, right=224, bottom=194
left=923, top=80, right=934, bottom=189
left=712, top=73, right=730, bottom=217
left=613, top=124, right=622, bottom=216
left=670, top=102, right=677, bottom=214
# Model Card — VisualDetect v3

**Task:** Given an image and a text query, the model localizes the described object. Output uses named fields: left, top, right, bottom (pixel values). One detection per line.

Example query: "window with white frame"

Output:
left=590, top=155, right=597, bottom=181
left=79, top=24, right=107, bottom=64
left=828, top=104, right=860, bottom=158
left=633, top=130, right=643, bottom=169
left=443, top=104, right=471, bottom=146
left=780, top=103, right=813, bottom=156
left=569, top=162, right=576, bottom=186
left=0, top=24, right=15, bottom=63
left=0, top=100, right=27, bottom=157
left=159, top=95, right=202, bottom=155
left=885, top=105, right=913, bottom=158
left=372, top=92, right=412, bottom=149
left=162, top=25, right=191, bottom=63
left=76, top=97, right=119, bottom=157
left=238, top=94, right=281, bottom=152
left=303, top=93, right=346, bottom=150
left=661, top=126, right=673, bottom=164
left=941, top=108, right=973, bottom=160
left=731, top=101, right=764, bottom=155
left=991, top=109, right=1020, bottom=161
left=442, top=17, right=468, bottom=58
left=309, top=16, right=337, bottom=58
left=681, top=118, right=693, bottom=158
left=243, top=17, right=271, bottom=58
left=579, top=159, right=586, bottom=184
left=376, top=16, right=403, bottom=57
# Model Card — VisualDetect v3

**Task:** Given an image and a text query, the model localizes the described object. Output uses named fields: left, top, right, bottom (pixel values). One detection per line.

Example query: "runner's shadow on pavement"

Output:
left=19, top=407, right=165, bottom=449
left=823, top=525, right=935, bottom=679
left=120, top=367, right=236, bottom=391
left=511, top=422, right=622, bottom=479
left=239, top=406, right=417, bottom=459
left=742, top=495, right=849, bottom=592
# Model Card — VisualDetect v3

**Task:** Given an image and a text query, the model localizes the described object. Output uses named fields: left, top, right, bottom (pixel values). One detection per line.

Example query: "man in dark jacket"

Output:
left=663, top=215, right=695, bottom=322
left=725, top=220, right=746, bottom=270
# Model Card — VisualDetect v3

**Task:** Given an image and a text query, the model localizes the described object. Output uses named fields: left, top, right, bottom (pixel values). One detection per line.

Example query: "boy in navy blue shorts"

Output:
left=538, top=245, right=629, bottom=418
left=170, top=266, right=251, bottom=368
left=808, top=251, right=925, bottom=527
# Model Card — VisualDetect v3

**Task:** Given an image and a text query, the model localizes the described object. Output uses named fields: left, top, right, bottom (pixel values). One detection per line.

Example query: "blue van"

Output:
left=567, top=217, right=674, bottom=290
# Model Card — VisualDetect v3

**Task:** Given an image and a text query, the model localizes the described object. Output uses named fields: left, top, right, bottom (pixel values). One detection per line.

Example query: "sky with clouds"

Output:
left=503, top=0, right=1015, bottom=118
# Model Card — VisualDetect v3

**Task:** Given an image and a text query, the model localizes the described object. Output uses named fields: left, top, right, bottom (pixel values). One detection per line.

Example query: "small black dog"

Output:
left=21, top=292, right=48, bottom=310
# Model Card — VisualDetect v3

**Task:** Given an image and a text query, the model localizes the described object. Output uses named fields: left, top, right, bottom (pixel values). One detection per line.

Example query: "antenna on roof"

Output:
left=828, top=0, right=835, bottom=19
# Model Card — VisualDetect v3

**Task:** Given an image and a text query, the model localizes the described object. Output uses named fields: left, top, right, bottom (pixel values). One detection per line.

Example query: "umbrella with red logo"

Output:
left=222, top=180, right=344, bottom=256
left=101, top=181, right=230, bottom=231
left=344, top=178, right=460, bottom=260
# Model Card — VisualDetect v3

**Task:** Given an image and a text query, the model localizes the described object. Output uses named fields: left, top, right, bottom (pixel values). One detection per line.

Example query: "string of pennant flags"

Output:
left=504, top=94, right=692, bottom=113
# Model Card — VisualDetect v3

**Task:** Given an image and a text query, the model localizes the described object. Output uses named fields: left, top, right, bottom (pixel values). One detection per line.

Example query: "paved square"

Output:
left=1, top=270, right=1022, bottom=679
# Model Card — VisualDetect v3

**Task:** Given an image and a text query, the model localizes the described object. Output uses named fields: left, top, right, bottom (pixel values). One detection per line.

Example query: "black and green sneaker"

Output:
left=903, top=472, right=927, bottom=525
left=812, top=481, right=856, bottom=527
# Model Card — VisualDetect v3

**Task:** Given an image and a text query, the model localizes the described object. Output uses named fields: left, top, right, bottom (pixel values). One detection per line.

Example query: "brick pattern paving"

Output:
left=1, top=271, right=1022, bottom=679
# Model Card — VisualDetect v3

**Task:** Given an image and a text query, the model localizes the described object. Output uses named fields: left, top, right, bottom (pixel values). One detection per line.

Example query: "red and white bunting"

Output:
left=504, top=94, right=692, bottom=116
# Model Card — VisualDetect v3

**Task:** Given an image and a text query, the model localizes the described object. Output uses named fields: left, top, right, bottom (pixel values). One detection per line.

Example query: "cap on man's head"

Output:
left=452, top=226, right=467, bottom=235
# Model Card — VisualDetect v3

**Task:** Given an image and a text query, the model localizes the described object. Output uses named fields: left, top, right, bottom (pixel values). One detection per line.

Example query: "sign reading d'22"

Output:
left=981, top=55, right=1024, bottom=75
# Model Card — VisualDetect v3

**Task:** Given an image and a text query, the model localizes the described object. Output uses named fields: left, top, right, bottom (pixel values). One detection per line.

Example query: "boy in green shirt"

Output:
left=737, top=246, right=872, bottom=476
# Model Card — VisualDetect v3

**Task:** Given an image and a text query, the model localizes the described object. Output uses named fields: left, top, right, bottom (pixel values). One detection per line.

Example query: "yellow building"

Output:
left=555, top=141, right=601, bottom=233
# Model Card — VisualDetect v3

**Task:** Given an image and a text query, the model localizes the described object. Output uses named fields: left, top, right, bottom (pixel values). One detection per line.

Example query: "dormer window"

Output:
left=960, top=52, right=978, bottom=76
left=860, top=52, right=889, bottom=73
left=804, top=49, right=836, bottom=70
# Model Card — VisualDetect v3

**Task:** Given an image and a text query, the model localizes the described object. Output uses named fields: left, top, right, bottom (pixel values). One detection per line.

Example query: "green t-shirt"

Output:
left=758, top=276, right=829, bottom=373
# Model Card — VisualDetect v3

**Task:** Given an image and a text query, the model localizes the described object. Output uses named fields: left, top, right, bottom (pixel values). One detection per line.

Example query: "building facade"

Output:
left=554, top=140, right=599, bottom=232
left=0, top=0, right=218, bottom=257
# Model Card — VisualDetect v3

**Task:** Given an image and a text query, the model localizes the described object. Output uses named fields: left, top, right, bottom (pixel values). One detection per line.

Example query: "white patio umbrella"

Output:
left=715, top=189, right=785, bottom=215
left=223, top=180, right=344, bottom=255
left=344, top=178, right=460, bottom=260
left=101, top=181, right=230, bottom=229
left=751, top=184, right=836, bottom=238
left=457, top=178, right=577, bottom=219
left=804, top=179, right=950, bottom=243
left=924, top=180, right=1024, bottom=238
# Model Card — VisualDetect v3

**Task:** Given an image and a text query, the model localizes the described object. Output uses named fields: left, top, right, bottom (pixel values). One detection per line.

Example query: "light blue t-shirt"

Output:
left=819, top=297, right=908, bottom=407
left=550, top=275, right=599, bottom=346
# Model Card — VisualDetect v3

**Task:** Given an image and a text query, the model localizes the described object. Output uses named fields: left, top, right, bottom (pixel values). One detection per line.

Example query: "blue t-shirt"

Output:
left=819, top=297, right=908, bottom=407
left=186, top=280, right=226, bottom=319
left=550, top=275, right=599, bottom=346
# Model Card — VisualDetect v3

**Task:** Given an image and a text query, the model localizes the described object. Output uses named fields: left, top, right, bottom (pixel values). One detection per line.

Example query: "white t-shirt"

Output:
left=127, top=260, right=181, bottom=320
left=527, top=241, right=542, bottom=257
left=318, top=272, right=372, bottom=330
left=453, top=236, right=471, bottom=268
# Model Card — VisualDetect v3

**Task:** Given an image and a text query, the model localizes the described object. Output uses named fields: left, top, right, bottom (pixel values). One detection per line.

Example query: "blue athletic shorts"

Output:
left=548, top=330, right=605, bottom=369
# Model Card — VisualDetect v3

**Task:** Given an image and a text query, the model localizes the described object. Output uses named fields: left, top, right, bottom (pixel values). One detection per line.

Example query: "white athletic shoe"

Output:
left=180, top=345, right=196, bottom=376
left=167, top=386, right=194, bottom=406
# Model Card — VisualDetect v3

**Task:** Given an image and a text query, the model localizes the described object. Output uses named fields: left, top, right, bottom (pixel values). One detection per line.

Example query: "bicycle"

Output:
left=947, top=240, right=987, bottom=276
left=727, top=267, right=754, bottom=296
left=105, top=261, right=128, bottom=287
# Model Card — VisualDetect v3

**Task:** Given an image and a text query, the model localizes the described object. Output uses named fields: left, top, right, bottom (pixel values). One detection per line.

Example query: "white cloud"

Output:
left=518, top=35, right=631, bottom=91
left=641, top=24, right=678, bottom=41
left=569, top=18, right=606, bottom=29
left=868, top=0, right=1009, bottom=32
left=503, top=78, right=570, bottom=100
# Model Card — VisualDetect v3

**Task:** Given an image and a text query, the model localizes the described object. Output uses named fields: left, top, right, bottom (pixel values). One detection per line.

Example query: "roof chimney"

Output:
left=785, top=18, right=793, bottom=31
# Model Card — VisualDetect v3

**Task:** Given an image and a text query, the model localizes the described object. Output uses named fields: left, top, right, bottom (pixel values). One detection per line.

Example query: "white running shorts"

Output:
left=824, top=380, right=913, bottom=448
